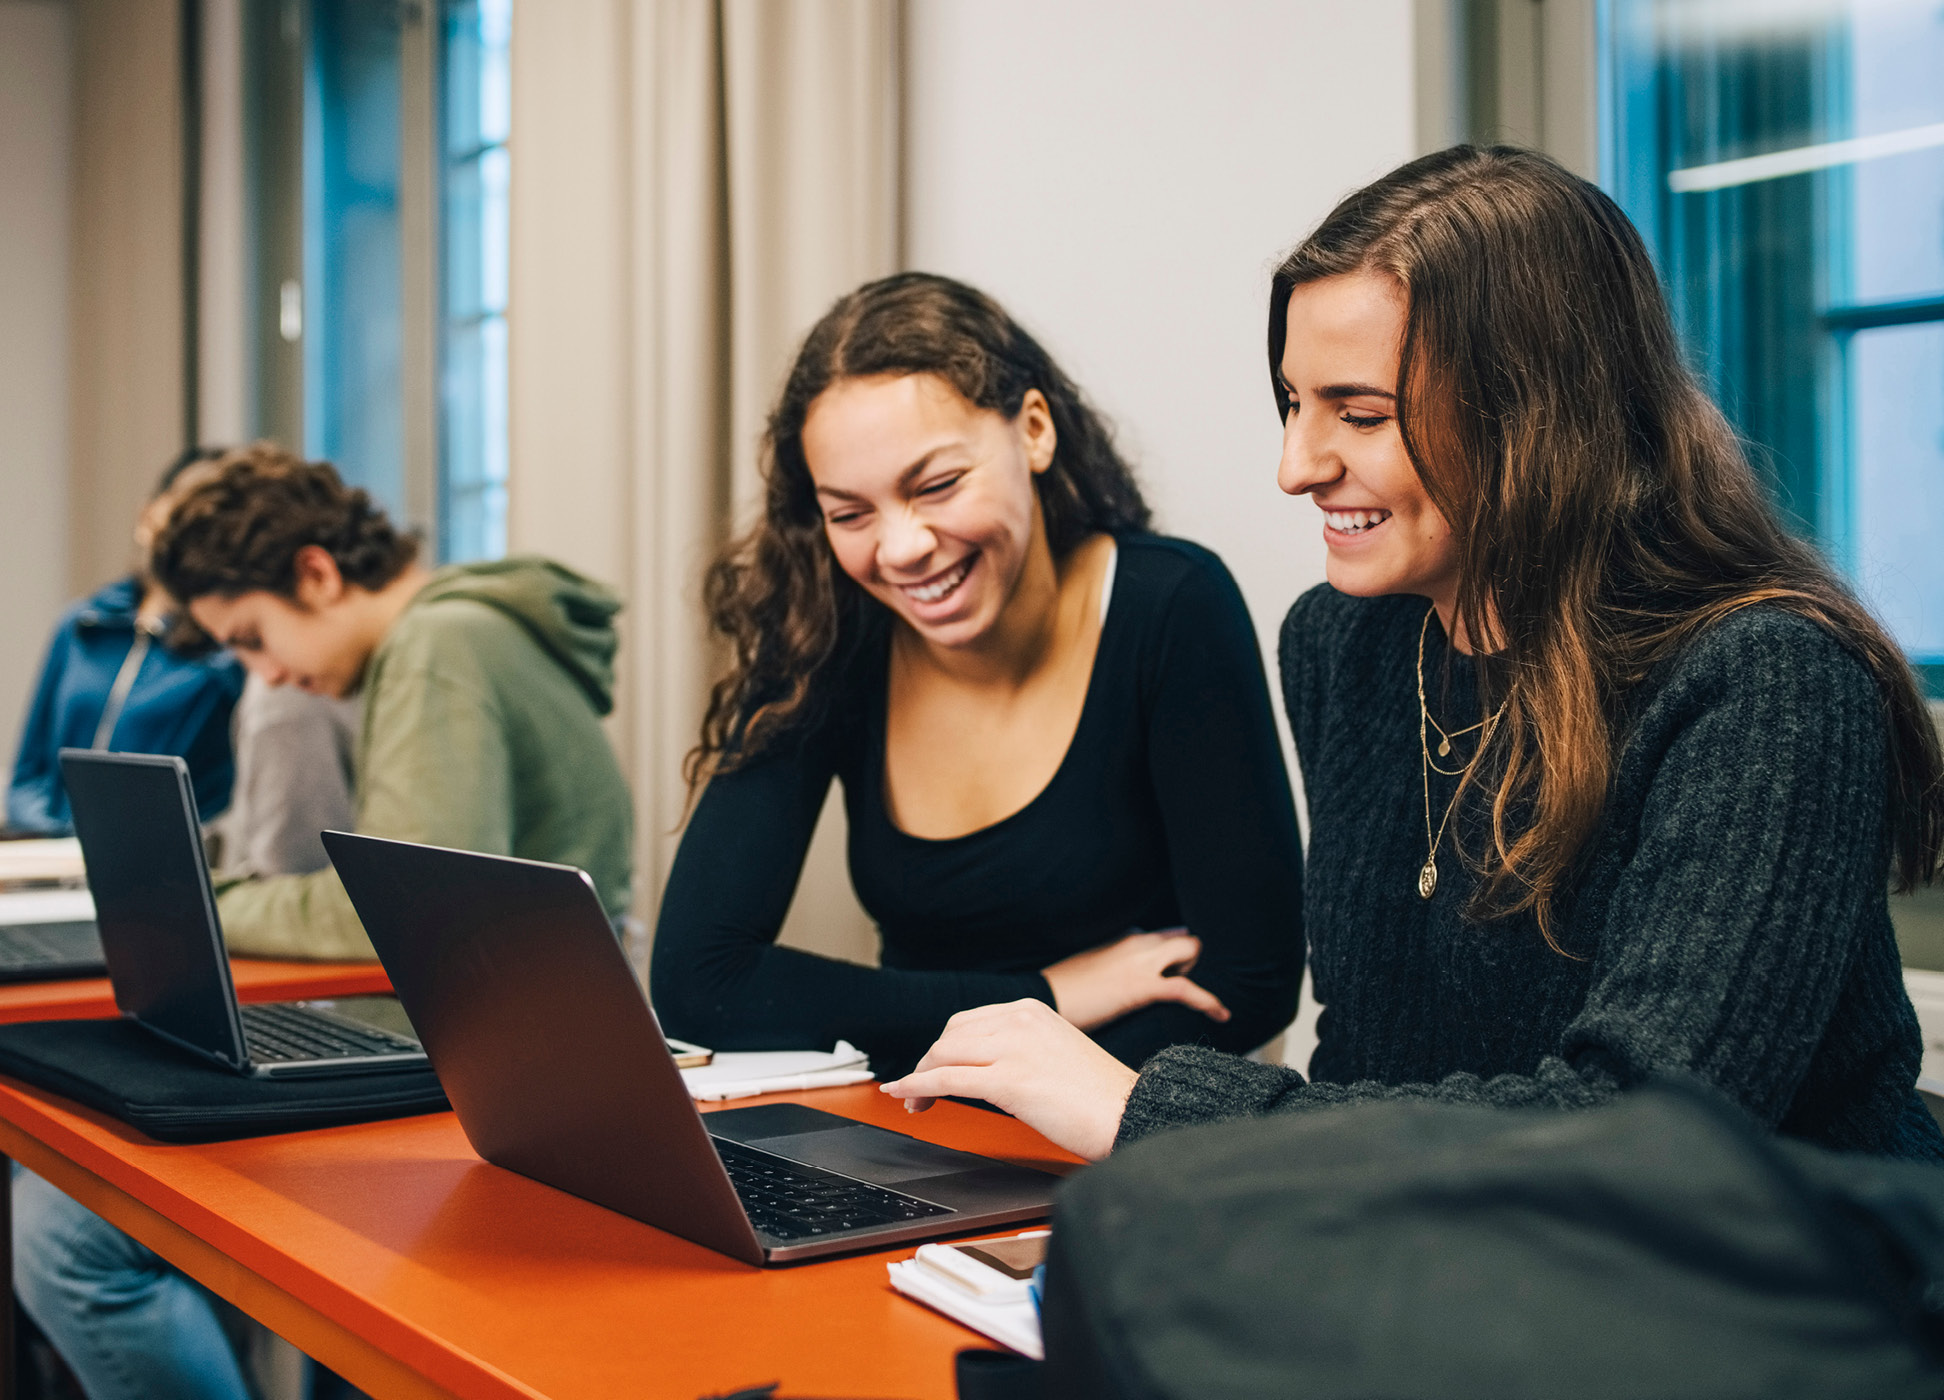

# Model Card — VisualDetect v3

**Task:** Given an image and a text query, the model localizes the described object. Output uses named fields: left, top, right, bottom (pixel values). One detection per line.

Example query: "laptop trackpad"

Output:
left=746, top=1124, right=965, bottom=1185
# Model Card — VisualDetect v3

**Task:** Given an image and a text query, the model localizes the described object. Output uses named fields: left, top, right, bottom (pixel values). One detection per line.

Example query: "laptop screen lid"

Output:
left=58, top=750, right=250, bottom=1069
left=321, top=830, right=766, bottom=1265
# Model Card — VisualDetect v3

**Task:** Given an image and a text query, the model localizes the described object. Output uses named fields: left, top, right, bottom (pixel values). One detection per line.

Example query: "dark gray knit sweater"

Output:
left=1118, top=586, right=1944, bottom=1162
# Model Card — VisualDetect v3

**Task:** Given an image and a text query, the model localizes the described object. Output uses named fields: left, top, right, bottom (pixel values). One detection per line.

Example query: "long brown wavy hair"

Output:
left=1270, top=145, right=1943, bottom=943
left=690, top=272, right=1150, bottom=781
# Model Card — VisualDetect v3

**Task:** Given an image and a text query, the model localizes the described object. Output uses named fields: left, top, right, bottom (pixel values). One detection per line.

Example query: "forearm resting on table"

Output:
left=1114, top=1045, right=1628, bottom=1151
left=214, top=868, right=376, bottom=961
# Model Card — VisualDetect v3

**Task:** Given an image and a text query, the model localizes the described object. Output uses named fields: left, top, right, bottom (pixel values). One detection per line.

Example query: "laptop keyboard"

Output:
left=0, top=921, right=102, bottom=969
left=241, top=1002, right=421, bottom=1065
left=712, top=1137, right=953, bottom=1241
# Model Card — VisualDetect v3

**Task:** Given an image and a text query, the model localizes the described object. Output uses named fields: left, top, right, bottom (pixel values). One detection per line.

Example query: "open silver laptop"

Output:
left=59, top=750, right=426, bottom=1078
left=323, top=830, right=1060, bottom=1265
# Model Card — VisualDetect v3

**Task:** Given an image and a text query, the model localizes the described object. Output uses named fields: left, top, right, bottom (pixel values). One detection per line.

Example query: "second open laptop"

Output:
left=0, top=914, right=104, bottom=983
left=58, top=749, right=426, bottom=1078
left=323, top=830, right=1060, bottom=1265
left=0, top=839, right=105, bottom=981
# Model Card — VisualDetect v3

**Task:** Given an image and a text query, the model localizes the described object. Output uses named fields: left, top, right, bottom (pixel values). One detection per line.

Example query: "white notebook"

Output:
left=678, top=1040, right=874, bottom=1101
left=0, top=838, right=87, bottom=888
left=0, top=887, right=96, bottom=927
left=887, top=1230, right=1049, bottom=1358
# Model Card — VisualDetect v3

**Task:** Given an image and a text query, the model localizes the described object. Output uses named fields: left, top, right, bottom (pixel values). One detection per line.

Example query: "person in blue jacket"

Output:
left=6, top=447, right=244, bottom=834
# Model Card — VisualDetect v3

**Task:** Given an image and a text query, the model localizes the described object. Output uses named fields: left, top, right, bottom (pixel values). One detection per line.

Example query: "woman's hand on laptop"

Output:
left=880, top=999, right=1138, bottom=1161
left=1041, top=929, right=1230, bottom=1031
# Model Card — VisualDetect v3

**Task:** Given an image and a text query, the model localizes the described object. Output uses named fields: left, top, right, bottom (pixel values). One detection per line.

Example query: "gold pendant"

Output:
left=1438, top=737, right=1451, bottom=757
left=1418, top=859, right=1438, bottom=899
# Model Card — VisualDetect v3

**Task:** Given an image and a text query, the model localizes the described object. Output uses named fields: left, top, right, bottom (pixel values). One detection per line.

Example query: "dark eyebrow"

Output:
left=813, top=447, right=957, bottom=501
left=1316, top=383, right=1395, bottom=401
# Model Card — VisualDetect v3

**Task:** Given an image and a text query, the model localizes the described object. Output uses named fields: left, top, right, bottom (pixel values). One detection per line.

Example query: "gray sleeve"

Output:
left=1117, top=613, right=1895, bottom=1153
left=222, top=677, right=360, bottom=878
left=1114, top=1044, right=1612, bottom=1150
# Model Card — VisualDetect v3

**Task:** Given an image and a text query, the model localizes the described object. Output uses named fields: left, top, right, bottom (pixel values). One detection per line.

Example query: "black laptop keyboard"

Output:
left=0, top=921, right=102, bottom=970
left=712, top=1137, right=953, bottom=1241
left=240, top=1003, right=420, bottom=1065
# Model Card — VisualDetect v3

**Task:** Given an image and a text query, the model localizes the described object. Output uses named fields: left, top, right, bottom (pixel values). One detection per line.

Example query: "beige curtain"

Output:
left=66, top=0, right=187, bottom=596
left=722, top=2, right=901, bottom=514
left=507, top=0, right=898, bottom=965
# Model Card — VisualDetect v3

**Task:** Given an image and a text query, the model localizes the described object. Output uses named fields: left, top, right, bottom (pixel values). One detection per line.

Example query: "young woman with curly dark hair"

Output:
left=886, top=148, right=1944, bottom=1164
left=650, top=272, right=1305, bottom=1077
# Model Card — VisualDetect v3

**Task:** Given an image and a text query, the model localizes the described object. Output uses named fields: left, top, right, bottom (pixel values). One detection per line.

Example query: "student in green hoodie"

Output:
left=11, top=445, right=634, bottom=1400
left=149, top=443, right=634, bottom=959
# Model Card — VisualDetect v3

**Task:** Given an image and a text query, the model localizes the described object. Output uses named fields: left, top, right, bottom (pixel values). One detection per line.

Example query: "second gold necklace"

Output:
left=1416, top=605, right=1505, bottom=899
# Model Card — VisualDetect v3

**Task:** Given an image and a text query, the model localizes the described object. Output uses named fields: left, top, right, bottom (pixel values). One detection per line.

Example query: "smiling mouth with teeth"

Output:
left=903, top=555, right=975, bottom=604
left=1324, top=509, right=1392, bottom=535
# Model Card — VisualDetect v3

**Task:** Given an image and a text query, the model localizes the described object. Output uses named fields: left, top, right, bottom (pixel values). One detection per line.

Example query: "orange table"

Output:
left=0, top=1080, right=1076, bottom=1399
left=0, top=957, right=395, bottom=1397
left=0, top=960, right=394, bottom=1024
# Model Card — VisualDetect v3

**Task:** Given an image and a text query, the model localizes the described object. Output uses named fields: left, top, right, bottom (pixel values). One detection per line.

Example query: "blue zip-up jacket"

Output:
left=7, top=577, right=244, bottom=834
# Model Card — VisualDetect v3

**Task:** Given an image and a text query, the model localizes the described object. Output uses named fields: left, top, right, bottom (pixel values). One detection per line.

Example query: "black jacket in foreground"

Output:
left=1119, top=585, right=1944, bottom=1162
left=650, top=535, right=1306, bottom=1076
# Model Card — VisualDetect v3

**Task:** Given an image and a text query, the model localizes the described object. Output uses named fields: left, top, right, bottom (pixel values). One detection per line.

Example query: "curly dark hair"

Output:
left=155, top=443, right=227, bottom=496
left=141, top=445, right=229, bottom=656
left=690, top=272, right=1151, bottom=782
left=149, top=443, right=419, bottom=603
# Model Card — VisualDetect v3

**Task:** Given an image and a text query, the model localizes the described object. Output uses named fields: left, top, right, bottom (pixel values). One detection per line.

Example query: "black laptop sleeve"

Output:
left=1020, top=1080, right=1944, bottom=1400
left=0, top=1018, right=448, bottom=1142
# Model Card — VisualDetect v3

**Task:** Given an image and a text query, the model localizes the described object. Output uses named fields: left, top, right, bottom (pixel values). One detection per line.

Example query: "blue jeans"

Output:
left=12, top=1166, right=251, bottom=1400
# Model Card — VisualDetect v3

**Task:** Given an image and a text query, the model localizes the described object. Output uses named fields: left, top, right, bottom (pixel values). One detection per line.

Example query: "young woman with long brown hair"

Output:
left=649, top=273, right=1305, bottom=1077
left=883, top=146, right=1944, bottom=1162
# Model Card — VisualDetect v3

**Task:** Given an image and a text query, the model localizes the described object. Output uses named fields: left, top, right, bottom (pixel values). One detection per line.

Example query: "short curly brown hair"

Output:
left=149, top=442, right=419, bottom=602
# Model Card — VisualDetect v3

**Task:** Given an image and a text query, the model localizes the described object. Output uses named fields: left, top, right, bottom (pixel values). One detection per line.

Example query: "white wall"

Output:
left=906, top=0, right=1418, bottom=756
left=906, top=1, right=1418, bottom=1067
left=0, top=0, right=74, bottom=758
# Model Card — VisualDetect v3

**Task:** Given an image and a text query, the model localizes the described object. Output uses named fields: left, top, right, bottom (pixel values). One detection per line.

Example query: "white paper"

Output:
left=0, top=838, right=86, bottom=887
left=679, top=1040, right=874, bottom=1101
left=0, top=887, right=96, bottom=926
left=887, top=1257, right=1044, bottom=1359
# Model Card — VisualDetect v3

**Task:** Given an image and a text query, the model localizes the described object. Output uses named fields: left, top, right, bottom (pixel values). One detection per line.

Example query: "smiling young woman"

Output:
left=883, top=147, right=1944, bottom=1165
left=648, top=272, right=1305, bottom=1077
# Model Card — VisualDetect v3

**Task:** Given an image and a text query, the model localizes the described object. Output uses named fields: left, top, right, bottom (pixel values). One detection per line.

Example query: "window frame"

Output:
left=1597, top=1, right=1944, bottom=697
left=230, top=0, right=509, bottom=564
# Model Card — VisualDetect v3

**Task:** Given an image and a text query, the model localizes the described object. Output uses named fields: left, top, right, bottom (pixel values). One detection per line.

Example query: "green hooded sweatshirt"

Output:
left=216, top=557, right=635, bottom=960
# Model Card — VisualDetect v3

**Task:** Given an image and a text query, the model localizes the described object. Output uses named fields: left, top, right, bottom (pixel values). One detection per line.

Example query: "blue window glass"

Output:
left=304, top=0, right=404, bottom=516
left=439, top=0, right=511, bottom=563
left=1603, top=0, right=1944, bottom=695
left=290, top=0, right=507, bottom=560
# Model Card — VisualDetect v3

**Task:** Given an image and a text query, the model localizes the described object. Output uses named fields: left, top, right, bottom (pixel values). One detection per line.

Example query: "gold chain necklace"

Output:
left=1416, top=605, right=1505, bottom=899
left=1425, top=701, right=1492, bottom=759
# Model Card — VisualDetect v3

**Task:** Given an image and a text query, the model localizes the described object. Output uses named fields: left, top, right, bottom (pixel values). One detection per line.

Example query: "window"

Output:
left=439, top=0, right=511, bottom=563
left=304, top=0, right=404, bottom=518
left=1603, top=0, right=1944, bottom=696
left=244, top=0, right=509, bottom=563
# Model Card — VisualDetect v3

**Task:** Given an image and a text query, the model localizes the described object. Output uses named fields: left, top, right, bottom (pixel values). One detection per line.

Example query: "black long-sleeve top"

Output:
left=650, top=535, right=1306, bottom=1076
left=1118, top=586, right=1944, bottom=1161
